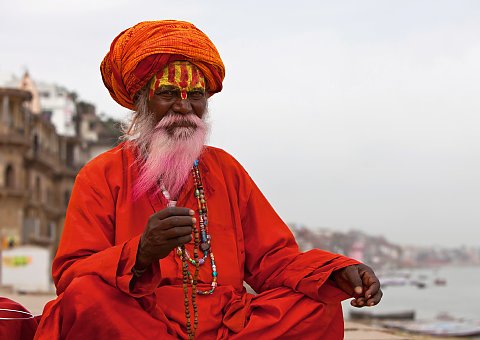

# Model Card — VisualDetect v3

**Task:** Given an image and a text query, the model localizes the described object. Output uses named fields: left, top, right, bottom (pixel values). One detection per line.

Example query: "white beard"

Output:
left=133, top=113, right=209, bottom=200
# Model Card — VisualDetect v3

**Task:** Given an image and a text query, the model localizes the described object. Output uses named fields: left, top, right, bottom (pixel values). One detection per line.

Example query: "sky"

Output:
left=1, top=0, right=479, bottom=247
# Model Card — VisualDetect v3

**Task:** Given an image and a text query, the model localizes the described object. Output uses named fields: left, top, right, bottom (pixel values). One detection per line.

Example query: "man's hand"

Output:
left=331, top=264, right=383, bottom=308
left=135, top=207, right=195, bottom=270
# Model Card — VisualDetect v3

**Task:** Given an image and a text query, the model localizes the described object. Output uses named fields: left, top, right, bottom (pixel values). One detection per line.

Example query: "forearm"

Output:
left=54, top=234, right=161, bottom=298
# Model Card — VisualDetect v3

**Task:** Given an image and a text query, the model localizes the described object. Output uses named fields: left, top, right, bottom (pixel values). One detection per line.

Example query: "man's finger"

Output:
left=160, top=216, right=196, bottom=228
left=364, top=279, right=381, bottom=299
left=366, top=289, right=383, bottom=306
left=162, top=226, right=194, bottom=240
left=173, top=234, right=193, bottom=247
left=352, top=297, right=366, bottom=308
left=344, top=266, right=363, bottom=295
left=152, top=206, right=195, bottom=220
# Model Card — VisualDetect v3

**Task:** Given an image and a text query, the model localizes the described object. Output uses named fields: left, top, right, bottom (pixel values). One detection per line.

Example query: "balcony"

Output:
left=0, top=133, right=29, bottom=147
left=24, top=149, right=60, bottom=173
left=0, top=187, right=27, bottom=198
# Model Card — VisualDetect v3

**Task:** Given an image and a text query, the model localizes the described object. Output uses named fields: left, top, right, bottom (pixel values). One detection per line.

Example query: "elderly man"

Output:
left=35, top=20, right=382, bottom=339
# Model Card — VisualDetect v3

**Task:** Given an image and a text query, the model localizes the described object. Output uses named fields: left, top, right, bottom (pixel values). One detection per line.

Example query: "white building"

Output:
left=1, top=72, right=77, bottom=137
left=35, top=81, right=76, bottom=137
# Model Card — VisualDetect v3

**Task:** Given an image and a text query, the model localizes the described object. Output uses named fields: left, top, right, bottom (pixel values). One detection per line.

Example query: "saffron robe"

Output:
left=35, top=143, right=359, bottom=339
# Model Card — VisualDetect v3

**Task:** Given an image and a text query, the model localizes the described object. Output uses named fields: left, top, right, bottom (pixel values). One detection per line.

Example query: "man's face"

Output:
left=147, top=61, right=207, bottom=126
left=134, top=62, right=210, bottom=199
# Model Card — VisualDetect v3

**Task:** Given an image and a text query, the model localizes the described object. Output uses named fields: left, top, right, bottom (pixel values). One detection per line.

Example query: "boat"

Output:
left=379, top=277, right=426, bottom=289
left=379, top=277, right=409, bottom=287
left=434, top=278, right=447, bottom=286
left=383, top=320, right=480, bottom=337
left=410, top=280, right=426, bottom=289
left=349, top=309, right=415, bottom=320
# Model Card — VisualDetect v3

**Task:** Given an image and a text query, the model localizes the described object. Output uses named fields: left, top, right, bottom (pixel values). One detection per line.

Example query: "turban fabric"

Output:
left=100, top=20, right=225, bottom=110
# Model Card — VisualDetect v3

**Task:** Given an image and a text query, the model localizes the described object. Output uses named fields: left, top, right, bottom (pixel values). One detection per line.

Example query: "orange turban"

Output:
left=100, top=20, right=225, bottom=110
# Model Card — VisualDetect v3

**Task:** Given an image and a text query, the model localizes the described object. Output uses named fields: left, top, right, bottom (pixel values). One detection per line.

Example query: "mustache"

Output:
left=155, top=114, right=200, bottom=130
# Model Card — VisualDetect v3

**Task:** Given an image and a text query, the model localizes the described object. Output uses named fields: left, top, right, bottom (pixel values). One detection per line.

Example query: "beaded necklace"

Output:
left=162, top=160, right=217, bottom=339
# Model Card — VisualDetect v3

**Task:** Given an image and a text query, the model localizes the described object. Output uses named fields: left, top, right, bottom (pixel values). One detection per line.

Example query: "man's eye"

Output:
left=156, top=90, right=177, bottom=98
left=189, top=90, right=205, bottom=99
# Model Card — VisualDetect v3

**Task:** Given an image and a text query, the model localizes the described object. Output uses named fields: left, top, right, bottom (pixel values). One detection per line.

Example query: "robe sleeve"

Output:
left=52, top=169, right=161, bottom=298
left=241, top=177, right=360, bottom=302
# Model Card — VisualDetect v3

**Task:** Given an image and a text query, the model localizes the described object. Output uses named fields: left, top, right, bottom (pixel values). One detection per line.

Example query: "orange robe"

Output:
left=35, top=143, right=359, bottom=339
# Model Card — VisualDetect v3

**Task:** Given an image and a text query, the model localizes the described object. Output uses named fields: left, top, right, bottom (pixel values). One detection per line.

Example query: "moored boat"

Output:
left=383, top=320, right=480, bottom=337
left=349, top=309, right=415, bottom=320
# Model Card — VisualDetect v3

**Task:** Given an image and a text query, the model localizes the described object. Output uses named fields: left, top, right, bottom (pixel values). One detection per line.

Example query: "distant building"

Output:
left=0, top=86, right=77, bottom=250
left=0, top=72, right=121, bottom=255
left=289, top=225, right=403, bottom=269
left=17, top=73, right=77, bottom=137
left=76, top=101, right=121, bottom=161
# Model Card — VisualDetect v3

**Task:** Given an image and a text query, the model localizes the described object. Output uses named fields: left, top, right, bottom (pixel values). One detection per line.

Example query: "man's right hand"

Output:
left=135, top=207, right=195, bottom=270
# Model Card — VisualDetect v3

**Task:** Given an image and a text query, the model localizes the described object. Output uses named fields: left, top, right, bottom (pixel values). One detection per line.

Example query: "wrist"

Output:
left=135, top=236, right=153, bottom=271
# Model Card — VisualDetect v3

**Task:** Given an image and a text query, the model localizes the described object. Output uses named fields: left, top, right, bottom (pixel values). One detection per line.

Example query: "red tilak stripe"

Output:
left=179, top=64, right=189, bottom=88
left=191, top=67, right=199, bottom=87
left=168, top=63, right=176, bottom=83
left=149, top=79, right=161, bottom=98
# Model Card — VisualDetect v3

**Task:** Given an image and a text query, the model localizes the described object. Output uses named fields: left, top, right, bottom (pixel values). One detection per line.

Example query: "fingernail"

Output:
left=354, top=287, right=363, bottom=295
left=189, top=210, right=195, bottom=215
left=192, top=218, right=196, bottom=224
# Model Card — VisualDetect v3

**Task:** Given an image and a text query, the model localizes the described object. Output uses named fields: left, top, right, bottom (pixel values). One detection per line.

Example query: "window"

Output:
left=5, top=164, right=14, bottom=188
left=33, top=134, right=39, bottom=155
left=46, top=222, right=56, bottom=240
left=66, top=143, right=74, bottom=167
left=35, top=176, right=41, bottom=201
left=41, top=110, right=52, bottom=121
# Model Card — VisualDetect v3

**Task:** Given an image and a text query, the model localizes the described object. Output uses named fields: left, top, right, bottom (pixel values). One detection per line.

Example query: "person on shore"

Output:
left=34, top=20, right=382, bottom=339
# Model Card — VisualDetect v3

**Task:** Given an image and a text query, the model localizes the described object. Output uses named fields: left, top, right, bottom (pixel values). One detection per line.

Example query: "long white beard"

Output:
left=133, top=113, right=209, bottom=200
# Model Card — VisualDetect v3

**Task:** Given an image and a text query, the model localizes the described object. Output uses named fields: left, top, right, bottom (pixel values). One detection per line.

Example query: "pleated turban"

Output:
left=100, top=20, right=225, bottom=110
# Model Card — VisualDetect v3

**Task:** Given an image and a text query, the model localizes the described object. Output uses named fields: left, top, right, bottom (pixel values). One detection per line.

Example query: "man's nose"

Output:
left=172, top=98, right=192, bottom=115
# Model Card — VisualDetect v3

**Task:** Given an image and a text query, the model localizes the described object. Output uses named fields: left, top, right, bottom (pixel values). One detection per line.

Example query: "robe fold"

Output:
left=34, top=143, right=359, bottom=339
left=0, top=298, right=38, bottom=340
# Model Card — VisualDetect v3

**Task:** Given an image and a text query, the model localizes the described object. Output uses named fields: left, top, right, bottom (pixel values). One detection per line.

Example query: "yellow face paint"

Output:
left=149, top=61, right=206, bottom=100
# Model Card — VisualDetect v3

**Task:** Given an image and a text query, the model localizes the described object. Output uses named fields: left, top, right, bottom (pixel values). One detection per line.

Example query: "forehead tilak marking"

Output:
left=149, top=62, right=205, bottom=100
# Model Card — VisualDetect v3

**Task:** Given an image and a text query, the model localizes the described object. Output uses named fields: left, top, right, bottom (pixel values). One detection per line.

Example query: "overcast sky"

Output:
left=1, top=0, right=479, bottom=247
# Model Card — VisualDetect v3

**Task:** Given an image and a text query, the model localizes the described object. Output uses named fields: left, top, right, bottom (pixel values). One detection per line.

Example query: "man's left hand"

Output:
left=331, top=264, right=383, bottom=308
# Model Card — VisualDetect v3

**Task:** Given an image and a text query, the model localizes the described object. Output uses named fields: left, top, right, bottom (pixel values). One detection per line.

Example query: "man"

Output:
left=35, top=20, right=382, bottom=339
